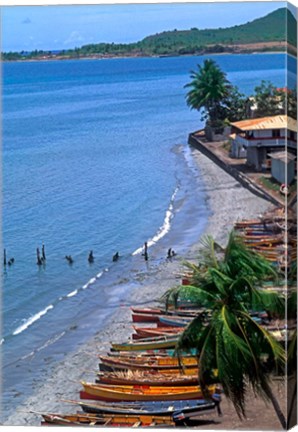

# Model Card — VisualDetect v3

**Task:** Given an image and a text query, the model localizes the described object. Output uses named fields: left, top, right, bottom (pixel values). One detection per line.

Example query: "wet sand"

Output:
left=4, top=148, right=285, bottom=429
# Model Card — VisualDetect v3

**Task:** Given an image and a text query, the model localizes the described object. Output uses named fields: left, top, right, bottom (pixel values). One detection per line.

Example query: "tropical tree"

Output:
left=162, top=233, right=286, bottom=428
left=223, top=86, right=247, bottom=122
left=253, top=81, right=283, bottom=117
left=185, top=59, right=231, bottom=128
left=281, top=87, right=297, bottom=119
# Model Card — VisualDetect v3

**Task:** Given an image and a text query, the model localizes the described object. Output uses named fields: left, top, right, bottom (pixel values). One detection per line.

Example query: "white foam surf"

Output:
left=132, top=186, right=179, bottom=255
left=66, top=289, right=78, bottom=298
left=13, top=304, right=54, bottom=336
left=9, top=269, right=106, bottom=339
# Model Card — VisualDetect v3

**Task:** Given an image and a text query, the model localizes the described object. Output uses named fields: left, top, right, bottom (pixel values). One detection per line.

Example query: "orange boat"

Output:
left=99, top=354, right=198, bottom=372
left=80, top=381, right=216, bottom=402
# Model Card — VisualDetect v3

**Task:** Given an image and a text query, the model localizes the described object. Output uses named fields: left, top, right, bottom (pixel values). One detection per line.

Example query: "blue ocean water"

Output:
left=2, top=53, right=295, bottom=413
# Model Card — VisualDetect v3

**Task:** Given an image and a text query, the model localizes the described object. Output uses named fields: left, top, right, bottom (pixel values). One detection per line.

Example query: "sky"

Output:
left=1, top=1, right=294, bottom=52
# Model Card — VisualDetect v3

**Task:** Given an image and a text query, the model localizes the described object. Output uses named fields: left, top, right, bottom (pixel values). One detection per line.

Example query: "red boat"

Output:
left=132, top=313, right=161, bottom=323
left=132, top=326, right=182, bottom=340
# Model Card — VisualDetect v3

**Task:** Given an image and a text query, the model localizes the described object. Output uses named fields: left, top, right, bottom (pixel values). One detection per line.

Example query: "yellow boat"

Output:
left=80, top=381, right=216, bottom=402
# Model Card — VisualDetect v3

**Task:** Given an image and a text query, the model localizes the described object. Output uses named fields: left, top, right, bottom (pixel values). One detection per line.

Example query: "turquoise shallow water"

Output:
left=2, top=53, right=295, bottom=414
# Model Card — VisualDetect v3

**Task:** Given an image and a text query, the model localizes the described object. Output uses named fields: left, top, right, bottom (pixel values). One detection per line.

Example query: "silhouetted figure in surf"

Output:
left=113, top=252, right=119, bottom=262
left=65, top=255, right=74, bottom=264
left=8, top=258, right=15, bottom=266
left=88, top=250, right=94, bottom=263
left=4, top=249, right=6, bottom=266
left=36, top=248, right=42, bottom=266
left=42, top=244, right=46, bottom=261
left=167, top=248, right=172, bottom=259
left=171, top=250, right=177, bottom=257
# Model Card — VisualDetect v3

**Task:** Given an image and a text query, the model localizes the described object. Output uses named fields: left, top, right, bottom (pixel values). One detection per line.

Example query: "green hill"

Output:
left=3, top=7, right=297, bottom=61
left=140, top=8, right=297, bottom=53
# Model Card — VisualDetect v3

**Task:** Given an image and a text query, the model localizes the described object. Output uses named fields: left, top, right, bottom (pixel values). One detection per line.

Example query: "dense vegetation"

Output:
left=3, top=7, right=296, bottom=61
left=141, top=7, right=296, bottom=55
left=185, top=59, right=297, bottom=131
left=162, top=233, right=287, bottom=427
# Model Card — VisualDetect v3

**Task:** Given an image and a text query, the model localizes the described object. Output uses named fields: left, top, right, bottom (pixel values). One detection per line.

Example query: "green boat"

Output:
left=111, top=335, right=179, bottom=352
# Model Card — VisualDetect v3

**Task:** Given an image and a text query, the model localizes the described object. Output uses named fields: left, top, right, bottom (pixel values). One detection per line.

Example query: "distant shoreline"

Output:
left=3, top=48, right=295, bottom=64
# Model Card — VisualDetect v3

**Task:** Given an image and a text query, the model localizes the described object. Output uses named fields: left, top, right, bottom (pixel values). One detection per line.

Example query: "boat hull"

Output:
left=80, top=382, right=215, bottom=402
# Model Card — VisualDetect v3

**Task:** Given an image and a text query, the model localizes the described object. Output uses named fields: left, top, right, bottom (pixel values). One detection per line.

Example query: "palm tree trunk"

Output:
left=264, top=381, right=286, bottom=429
left=287, top=375, right=297, bottom=428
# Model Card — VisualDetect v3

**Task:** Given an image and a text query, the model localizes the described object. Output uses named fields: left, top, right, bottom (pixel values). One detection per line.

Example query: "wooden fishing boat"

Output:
left=64, top=398, right=219, bottom=419
left=132, top=312, right=161, bottom=323
left=111, top=334, right=179, bottom=351
left=96, top=370, right=199, bottom=386
left=41, top=412, right=175, bottom=427
left=80, top=381, right=216, bottom=402
left=131, top=307, right=199, bottom=317
left=107, top=350, right=175, bottom=357
left=132, top=326, right=182, bottom=340
left=99, top=355, right=198, bottom=372
left=131, top=307, right=166, bottom=315
left=99, top=361, right=198, bottom=375
left=132, top=310, right=199, bottom=323
left=157, top=315, right=191, bottom=328
left=101, top=353, right=197, bottom=365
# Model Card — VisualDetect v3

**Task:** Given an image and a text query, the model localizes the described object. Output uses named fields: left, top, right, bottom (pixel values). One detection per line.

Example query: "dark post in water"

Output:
left=144, top=242, right=148, bottom=261
left=36, top=248, right=42, bottom=266
left=42, top=244, right=46, bottom=261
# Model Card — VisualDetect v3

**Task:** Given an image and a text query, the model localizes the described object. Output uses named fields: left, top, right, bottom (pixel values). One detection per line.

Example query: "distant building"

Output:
left=229, top=115, right=297, bottom=171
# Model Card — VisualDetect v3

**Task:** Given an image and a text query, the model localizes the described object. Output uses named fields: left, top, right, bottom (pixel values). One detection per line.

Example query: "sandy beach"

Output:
left=4, top=147, right=285, bottom=429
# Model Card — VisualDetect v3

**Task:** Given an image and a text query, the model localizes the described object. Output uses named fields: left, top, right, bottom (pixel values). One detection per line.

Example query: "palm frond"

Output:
left=250, top=286, right=285, bottom=317
left=197, top=234, right=224, bottom=268
left=239, top=310, right=286, bottom=365
left=160, top=284, right=216, bottom=310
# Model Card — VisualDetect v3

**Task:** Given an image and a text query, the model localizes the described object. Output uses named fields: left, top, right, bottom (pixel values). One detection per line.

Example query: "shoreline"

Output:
left=3, top=147, right=282, bottom=428
left=3, top=49, right=293, bottom=64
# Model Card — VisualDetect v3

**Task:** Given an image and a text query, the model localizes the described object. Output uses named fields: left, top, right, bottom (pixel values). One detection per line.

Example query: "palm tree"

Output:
left=162, top=233, right=286, bottom=428
left=185, top=59, right=231, bottom=128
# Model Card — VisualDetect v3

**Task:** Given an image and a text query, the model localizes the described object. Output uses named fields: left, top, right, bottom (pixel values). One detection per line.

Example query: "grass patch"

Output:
left=259, top=176, right=280, bottom=191
left=260, top=176, right=297, bottom=193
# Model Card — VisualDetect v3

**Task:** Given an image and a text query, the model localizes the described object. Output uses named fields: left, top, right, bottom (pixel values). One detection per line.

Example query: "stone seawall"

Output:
left=188, top=133, right=281, bottom=207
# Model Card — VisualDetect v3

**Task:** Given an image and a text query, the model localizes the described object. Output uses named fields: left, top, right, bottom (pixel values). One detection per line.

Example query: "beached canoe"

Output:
left=64, top=398, right=219, bottom=419
left=132, top=311, right=198, bottom=323
left=131, top=307, right=199, bottom=317
left=157, top=315, right=191, bottom=328
left=96, top=370, right=199, bottom=386
left=132, top=326, right=182, bottom=340
left=111, top=335, right=179, bottom=351
left=132, top=313, right=161, bottom=323
left=99, top=362, right=198, bottom=375
left=98, top=355, right=198, bottom=372
left=41, top=412, right=175, bottom=426
left=101, top=353, right=197, bottom=365
left=80, top=381, right=216, bottom=402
